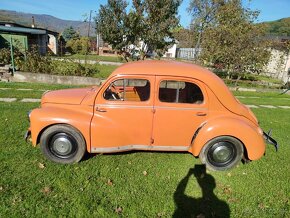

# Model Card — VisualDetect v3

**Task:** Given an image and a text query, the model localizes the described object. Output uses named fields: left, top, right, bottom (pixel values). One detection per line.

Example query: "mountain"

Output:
left=262, top=17, right=290, bottom=36
left=0, top=10, right=96, bottom=36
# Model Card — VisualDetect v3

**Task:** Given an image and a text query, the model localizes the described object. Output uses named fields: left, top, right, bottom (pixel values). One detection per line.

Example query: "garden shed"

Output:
left=0, top=21, right=58, bottom=56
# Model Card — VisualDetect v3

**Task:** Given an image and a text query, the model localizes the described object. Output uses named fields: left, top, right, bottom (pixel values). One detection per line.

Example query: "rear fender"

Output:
left=189, top=116, right=265, bottom=160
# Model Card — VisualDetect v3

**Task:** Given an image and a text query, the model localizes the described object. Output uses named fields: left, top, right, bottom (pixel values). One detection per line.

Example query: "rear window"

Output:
left=159, top=80, right=204, bottom=104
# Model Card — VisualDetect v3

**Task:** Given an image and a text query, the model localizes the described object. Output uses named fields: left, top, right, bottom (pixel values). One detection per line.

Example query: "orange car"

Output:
left=26, top=61, right=277, bottom=171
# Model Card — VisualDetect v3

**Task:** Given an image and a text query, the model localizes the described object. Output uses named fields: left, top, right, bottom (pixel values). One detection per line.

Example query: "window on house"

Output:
left=103, top=79, right=150, bottom=101
left=159, top=80, right=204, bottom=104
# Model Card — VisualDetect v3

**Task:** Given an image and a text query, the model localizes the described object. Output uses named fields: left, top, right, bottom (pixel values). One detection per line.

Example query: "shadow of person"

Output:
left=173, top=165, right=230, bottom=218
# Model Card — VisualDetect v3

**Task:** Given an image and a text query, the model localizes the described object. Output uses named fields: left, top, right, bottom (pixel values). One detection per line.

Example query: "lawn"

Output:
left=0, top=83, right=289, bottom=217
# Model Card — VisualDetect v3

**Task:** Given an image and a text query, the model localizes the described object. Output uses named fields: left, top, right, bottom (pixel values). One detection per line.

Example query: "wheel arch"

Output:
left=36, top=123, right=85, bottom=146
left=30, top=107, right=92, bottom=152
left=189, top=116, right=266, bottom=160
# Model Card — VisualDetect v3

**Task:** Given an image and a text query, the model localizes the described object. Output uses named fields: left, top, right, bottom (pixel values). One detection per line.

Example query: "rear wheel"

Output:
left=40, top=124, right=86, bottom=164
left=199, top=136, right=244, bottom=171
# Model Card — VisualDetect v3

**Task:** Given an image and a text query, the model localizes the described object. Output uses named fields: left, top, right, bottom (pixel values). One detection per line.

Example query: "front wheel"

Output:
left=199, top=136, right=244, bottom=171
left=40, top=124, right=86, bottom=164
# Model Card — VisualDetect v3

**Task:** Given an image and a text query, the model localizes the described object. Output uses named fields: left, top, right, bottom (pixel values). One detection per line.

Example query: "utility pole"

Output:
left=85, top=10, right=92, bottom=63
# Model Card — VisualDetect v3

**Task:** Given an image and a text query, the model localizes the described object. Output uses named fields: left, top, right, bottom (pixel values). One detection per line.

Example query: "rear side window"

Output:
left=104, top=79, right=150, bottom=101
left=159, top=80, right=204, bottom=104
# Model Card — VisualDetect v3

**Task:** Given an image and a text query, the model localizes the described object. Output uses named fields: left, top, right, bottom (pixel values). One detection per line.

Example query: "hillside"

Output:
left=0, top=10, right=96, bottom=36
left=263, top=17, right=290, bottom=36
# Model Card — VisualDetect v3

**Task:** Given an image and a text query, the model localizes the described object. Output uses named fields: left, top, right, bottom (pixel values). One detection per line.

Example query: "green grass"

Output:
left=0, top=82, right=84, bottom=100
left=233, top=91, right=290, bottom=106
left=63, top=54, right=125, bottom=63
left=93, top=64, right=118, bottom=79
left=0, top=83, right=289, bottom=217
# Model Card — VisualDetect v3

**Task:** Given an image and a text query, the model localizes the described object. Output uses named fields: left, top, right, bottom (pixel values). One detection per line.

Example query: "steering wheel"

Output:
left=109, top=84, right=122, bottom=100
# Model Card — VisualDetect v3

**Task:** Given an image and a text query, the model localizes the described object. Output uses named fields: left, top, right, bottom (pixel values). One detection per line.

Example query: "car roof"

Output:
left=112, top=60, right=214, bottom=78
left=110, top=60, right=244, bottom=115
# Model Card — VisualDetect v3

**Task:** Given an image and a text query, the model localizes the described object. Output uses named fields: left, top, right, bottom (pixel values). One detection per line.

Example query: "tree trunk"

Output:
left=234, top=75, right=241, bottom=87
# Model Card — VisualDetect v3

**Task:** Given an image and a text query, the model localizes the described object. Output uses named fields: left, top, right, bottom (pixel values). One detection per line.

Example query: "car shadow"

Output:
left=173, top=164, right=230, bottom=217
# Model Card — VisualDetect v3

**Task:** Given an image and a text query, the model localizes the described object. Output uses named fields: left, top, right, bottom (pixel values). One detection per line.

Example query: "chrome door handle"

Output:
left=96, top=107, right=107, bottom=112
left=196, top=112, right=207, bottom=116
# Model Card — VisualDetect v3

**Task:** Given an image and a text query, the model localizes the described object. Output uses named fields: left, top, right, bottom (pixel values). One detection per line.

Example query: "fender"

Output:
left=189, top=116, right=266, bottom=160
left=30, top=105, right=93, bottom=151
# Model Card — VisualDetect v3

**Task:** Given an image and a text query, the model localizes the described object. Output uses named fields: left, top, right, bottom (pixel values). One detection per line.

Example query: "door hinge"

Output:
left=150, top=138, right=154, bottom=144
left=152, top=108, right=156, bottom=114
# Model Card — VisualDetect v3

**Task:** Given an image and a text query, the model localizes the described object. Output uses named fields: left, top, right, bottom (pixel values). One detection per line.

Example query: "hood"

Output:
left=42, top=88, right=94, bottom=105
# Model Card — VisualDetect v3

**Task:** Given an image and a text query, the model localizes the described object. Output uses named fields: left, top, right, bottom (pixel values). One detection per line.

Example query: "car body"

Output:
left=26, top=60, right=277, bottom=171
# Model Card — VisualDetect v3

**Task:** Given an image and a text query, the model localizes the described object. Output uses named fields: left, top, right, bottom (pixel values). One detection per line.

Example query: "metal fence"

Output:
left=176, top=48, right=199, bottom=60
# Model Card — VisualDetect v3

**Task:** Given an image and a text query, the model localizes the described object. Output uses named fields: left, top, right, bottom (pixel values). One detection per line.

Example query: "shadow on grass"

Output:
left=173, top=164, right=230, bottom=217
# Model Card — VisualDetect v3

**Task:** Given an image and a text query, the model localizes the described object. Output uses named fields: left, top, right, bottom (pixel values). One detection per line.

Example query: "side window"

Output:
left=104, top=79, right=150, bottom=101
left=159, top=80, right=204, bottom=104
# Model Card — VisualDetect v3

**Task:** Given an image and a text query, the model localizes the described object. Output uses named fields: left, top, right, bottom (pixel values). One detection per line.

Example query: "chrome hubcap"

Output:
left=208, top=141, right=236, bottom=167
left=212, top=145, right=232, bottom=163
left=52, top=137, right=73, bottom=155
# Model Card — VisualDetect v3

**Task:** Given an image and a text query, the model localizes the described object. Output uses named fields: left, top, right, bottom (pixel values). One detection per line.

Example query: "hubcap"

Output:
left=49, top=133, right=77, bottom=158
left=208, top=141, right=236, bottom=166
left=212, top=144, right=232, bottom=163
left=52, top=137, right=73, bottom=155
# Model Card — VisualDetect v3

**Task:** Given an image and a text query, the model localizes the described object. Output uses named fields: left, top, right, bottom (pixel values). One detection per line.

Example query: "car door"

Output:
left=152, top=76, right=208, bottom=149
left=90, top=75, right=155, bottom=152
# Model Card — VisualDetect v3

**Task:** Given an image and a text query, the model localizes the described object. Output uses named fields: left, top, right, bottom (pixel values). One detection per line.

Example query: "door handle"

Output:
left=196, top=111, right=207, bottom=116
left=96, top=107, right=107, bottom=112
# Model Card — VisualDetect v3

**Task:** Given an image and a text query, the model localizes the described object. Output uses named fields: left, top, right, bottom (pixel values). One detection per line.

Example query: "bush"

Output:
left=17, top=49, right=53, bottom=73
left=51, top=60, right=99, bottom=77
left=0, top=48, right=11, bottom=65
left=65, top=37, right=89, bottom=55
left=16, top=49, right=99, bottom=77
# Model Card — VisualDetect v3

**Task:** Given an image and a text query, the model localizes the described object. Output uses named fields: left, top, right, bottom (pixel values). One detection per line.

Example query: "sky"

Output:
left=1, top=0, right=290, bottom=28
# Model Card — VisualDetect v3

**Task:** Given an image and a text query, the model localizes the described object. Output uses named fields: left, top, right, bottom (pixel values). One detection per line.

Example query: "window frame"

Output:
left=156, top=77, right=206, bottom=106
left=102, top=77, right=152, bottom=103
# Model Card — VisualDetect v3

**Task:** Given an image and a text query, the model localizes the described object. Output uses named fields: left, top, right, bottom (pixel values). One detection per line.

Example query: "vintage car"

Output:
left=26, top=61, right=277, bottom=171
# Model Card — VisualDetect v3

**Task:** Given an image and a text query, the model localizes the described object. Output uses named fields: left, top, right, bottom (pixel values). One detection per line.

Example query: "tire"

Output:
left=199, top=136, right=244, bottom=171
left=40, top=124, right=86, bottom=164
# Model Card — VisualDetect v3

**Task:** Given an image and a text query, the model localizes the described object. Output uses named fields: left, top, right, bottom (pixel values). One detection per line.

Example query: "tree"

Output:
left=96, top=0, right=128, bottom=52
left=62, top=26, right=80, bottom=42
left=66, top=37, right=89, bottom=55
left=96, top=0, right=181, bottom=61
left=197, top=0, right=270, bottom=80
left=173, top=27, right=197, bottom=48
left=188, top=0, right=222, bottom=59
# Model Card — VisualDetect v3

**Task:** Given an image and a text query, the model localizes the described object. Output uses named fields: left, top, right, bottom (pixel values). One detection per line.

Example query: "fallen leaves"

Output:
left=196, top=214, right=205, bottom=218
left=157, top=212, right=165, bottom=217
left=115, top=206, right=123, bottom=214
left=258, top=203, right=269, bottom=209
left=38, top=162, right=45, bottom=169
left=223, top=186, right=232, bottom=195
left=143, top=171, right=148, bottom=176
left=107, top=179, right=113, bottom=186
left=41, top=186, right=52, bottom=195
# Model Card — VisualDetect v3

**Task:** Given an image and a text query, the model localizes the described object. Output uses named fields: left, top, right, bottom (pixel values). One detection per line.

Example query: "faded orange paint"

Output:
left=28, top=60, right=268, bottom=161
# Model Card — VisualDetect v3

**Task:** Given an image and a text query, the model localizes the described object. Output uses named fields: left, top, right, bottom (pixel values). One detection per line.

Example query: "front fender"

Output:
left=190, top=116, right=265, bottom=160
left=30, top=105, right=93, bottom=152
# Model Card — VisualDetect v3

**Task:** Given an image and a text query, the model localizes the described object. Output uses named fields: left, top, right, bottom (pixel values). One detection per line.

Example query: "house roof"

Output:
left=0, top=25, right=47, bottom=34
left=0, top=21, right=59, bottom=35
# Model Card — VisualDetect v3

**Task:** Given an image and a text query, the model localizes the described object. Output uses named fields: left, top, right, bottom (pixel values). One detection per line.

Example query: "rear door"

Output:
left=152, top=76, right=208, bottom=149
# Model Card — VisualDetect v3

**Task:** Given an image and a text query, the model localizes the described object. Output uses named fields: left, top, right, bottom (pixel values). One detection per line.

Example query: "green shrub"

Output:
left=16, top=49, right=100, bottom=77
left=51, top=60, right=99, bottom=77
left=0, top=48, right=11, bottom=65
